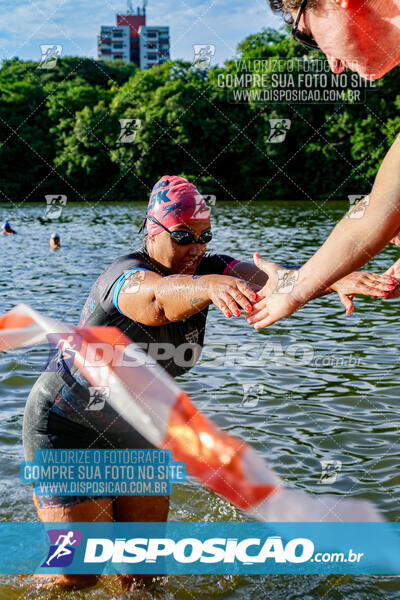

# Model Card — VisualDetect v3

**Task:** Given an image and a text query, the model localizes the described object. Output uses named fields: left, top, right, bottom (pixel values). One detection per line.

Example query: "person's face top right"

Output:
left=290, top=0, right=400, bottom=81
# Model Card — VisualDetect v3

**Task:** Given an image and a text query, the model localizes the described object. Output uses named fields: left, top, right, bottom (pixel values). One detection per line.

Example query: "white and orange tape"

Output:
left=0, top=304, right=383, bottom=522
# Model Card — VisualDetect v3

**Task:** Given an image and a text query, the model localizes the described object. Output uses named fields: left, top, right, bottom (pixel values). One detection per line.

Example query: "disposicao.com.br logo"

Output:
left=83, top=535, right=363, bottom=566
left=0, top=522, right=398, bottom=575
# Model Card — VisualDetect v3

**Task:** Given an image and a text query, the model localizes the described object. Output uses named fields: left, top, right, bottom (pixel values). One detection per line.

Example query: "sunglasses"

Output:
left=140, top=215, right=213, bottom=246
left=292, top=0, right=319, bottom=49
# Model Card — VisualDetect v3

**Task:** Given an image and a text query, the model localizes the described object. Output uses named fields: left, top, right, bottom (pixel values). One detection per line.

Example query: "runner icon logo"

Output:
left=38, top=45, right=62, bottom=69
left=267, top=119, right=291, bottom=143
left=122, top=270, right=146, bottom=294
left=241, top=383, right=265, bottom=407
left=192, top=45, right=216, bottom=69
left=46, top=333, right=82, bottom=372
left=318, top=460, right=342, bottom=485
left=274, top=270, right=299, bottom=294
left=185, top=329, right=199, bottom=344
left=41, top=529, right=82, bottom=567
left=117, top=119, right=141, bottom=143
left=43, top=195, right=67, bottom=220
left=86, top=387, right=110, bottom=411
left=195, top=194, right=217, bottom=212
left=347, top=195, right=370, bottom=219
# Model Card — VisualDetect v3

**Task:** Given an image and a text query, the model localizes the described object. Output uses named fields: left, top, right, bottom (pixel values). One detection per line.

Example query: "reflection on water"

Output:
left=0, top=201, right=399, bottom=599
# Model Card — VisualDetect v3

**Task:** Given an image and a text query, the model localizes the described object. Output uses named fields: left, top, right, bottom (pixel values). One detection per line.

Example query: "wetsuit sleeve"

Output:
left=196, top=254, right=239, bottom=276
left=197, top=255, right=300, bottom=276
left=279, top=264, right=301, bottom=269
left=112, top=268, right=150, bottom=315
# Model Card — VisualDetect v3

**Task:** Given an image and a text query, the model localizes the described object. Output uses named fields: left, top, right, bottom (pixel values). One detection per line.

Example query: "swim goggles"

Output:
left=139, top=215, right=213, bottom=246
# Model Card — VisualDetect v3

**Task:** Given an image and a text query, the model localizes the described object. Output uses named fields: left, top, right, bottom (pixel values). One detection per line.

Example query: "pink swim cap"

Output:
left=146, top=175, right=210, bottom=235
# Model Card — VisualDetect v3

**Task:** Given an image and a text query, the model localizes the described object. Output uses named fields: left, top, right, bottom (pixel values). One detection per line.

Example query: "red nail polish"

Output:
left=226, top=312, right=232, bottom=318
left=245, top=305, right=252, bottom=312
left=235, top=310, right=241, bottom=317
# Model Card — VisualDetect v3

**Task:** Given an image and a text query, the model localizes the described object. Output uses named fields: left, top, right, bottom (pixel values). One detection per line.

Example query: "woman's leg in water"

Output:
left=34, top=497, right=113, bottom=589
left=24, top=373, right=169, bottom=590
left=114, top=494, right=170, bottom=590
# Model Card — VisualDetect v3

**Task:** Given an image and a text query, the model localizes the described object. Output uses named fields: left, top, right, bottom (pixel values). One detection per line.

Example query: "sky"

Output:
left=0, top=0, right=282, bottom=66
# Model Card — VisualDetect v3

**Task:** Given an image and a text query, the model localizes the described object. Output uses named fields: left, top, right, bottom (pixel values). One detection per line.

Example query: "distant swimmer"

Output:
left=2, top=221, right=16, bottom=235
left=49, top=232, right=61, bottom=250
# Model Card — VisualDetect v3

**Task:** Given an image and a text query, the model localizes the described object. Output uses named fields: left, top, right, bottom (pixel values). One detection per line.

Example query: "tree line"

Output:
left=0, top=28, right=398, bottom=203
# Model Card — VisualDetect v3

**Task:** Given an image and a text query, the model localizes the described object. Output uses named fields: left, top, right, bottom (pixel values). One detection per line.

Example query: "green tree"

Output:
left=0, top=31, right=399, bottom=204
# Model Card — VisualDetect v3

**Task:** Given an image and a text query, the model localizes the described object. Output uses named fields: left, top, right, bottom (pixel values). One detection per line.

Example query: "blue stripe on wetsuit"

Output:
left=112, top=268, right=149, bottom=315
left=279, top=264, right=301, bottom=269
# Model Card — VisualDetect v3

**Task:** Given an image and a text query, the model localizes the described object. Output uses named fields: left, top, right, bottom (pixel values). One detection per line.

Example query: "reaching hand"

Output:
left=385, top=257, right=400, bottom=278
left=330, top=271, right=397, bottom=315
left=390, top=235, right=400, bottom=248
left=245, top=253, right=399, bottom=330
left=204, top=274, right=260, bottom=318
left=245, top=253, right=304, bottom=329
left=383, top=259, right=400, bottom=298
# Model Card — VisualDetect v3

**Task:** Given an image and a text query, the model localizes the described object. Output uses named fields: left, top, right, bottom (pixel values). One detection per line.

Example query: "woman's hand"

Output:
left=382, top=259, right=400, bottom=298
left=385, top=257, right=400, bottom=277
left=390, top=235, right=400, bottom=248
left=204, top=274, right=260, bottom=318
left=245, top=255, right=305, bottom=329
left=245, top=253, right=398, bottom=329
left=330, top=272, right=397, bottom=315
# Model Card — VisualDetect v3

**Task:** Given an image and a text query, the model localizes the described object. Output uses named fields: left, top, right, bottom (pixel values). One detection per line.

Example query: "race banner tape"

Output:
left=0, top=304, right=384, bottom=522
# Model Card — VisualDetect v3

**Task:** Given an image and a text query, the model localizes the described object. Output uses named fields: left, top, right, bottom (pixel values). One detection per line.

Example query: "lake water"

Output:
left=0, top=200, right=399, bottom=599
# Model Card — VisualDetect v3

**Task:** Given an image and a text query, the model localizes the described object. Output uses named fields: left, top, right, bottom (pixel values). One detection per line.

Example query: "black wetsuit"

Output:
left=23, top=247, right=237, bottom=507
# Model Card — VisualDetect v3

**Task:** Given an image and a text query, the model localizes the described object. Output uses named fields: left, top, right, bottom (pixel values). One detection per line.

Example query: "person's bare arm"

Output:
left=246, top=136, right=400, bottom=328
left=294, top=135, right=400, bottom=301
left=229, top=261, right=339, bottom=300
left=245, top=255, right=396, bottom=328
left=117, top=270, right=258, bottom=326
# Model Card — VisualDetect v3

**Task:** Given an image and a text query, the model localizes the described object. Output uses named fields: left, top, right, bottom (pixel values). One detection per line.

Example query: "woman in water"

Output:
left=23, top=175, right=393, bottom=591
